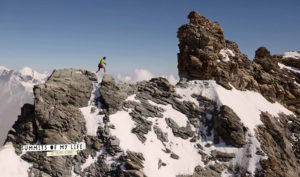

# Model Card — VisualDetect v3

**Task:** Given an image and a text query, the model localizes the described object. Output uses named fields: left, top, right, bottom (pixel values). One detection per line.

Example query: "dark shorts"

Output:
left=98, top=64, right=103, bottom=68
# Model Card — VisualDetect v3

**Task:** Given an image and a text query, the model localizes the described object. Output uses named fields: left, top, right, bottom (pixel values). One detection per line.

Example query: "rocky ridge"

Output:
left=5, top=69, right=97, bottom=176
left=177, top=11, right=300, bottom=177
left=0, top=11, right=299, bottom=177
left=3, top=69, right=255, bottom=177
left=177, top=12, right=300, bottom=115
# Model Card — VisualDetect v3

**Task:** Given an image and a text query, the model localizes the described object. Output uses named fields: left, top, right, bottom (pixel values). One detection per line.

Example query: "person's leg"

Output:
left=96, top=67, right=100, bottom=73
left=103, top=66, right=106, bottom=73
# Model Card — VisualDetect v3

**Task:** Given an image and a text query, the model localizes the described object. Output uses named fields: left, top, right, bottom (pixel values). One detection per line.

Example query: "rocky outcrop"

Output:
left=211, top=150, right=236, bottom=162
left=177, top=11, right=300, bottom=116
left=256, top=112, right=300, bottom=177
left=165, top=117, right=194, bottom=140
left=254, top=47, right=279, bottom=73
left=177, top=11, right=251, bottom=88
left=214, top=105, right=246, bottom=147
left=33, top=69, right=95, bottom=144
left=280, top=51, right=300, bottom=68
left=98, top=74, right=264, bottom=176
left=100, top=74, right=135, bottom=114
left=177, top=11, right=300, bottom=176
left=5, top=69, right=97, bottom=177
left=178, top=163, right=227, bottom=177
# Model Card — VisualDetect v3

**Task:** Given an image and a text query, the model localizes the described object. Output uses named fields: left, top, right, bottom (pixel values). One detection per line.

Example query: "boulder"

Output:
left=211, top=150, right=235, bottom=162
left=255, top=46, right=271, bottom=59
left=214, top=105, right=246, bottom=147
left=100, top=74, right=135, bottom=114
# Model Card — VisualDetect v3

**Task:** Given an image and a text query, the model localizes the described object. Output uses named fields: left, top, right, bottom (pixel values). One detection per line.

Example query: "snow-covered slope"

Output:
left=278, top=63, right=300, bottom=74
left=1, top=68, right=297, bottom=177
left=78, top=77, right=294, bottom=177
left=0, top=143, right=31, bottom=177
left=175, top=80, right=293, bottom=132
left=0, top=66, right=48, bottom=146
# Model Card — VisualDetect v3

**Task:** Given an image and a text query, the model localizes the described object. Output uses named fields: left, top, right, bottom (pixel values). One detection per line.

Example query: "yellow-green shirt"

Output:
left=100, top=58, right=105, bottom=65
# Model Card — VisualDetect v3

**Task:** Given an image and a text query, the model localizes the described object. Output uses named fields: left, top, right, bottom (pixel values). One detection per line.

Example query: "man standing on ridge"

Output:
left=96, top=56, right=106, bottom=74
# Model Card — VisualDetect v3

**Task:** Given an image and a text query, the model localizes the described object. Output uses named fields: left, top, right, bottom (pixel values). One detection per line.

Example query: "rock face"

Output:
left=177, top=11, right=300, bottom=177
left=177, top=11, right=250, bottom=87
left=214, top=105, right=246, bottom=147
left=177, top=11, right=299, bottom=115
left=280, top=51, right=300, bottom=68
left=100, top=74, right=135, bottom=114
left=5, top=69, right=97, bottom=177
left=256, top=112, right=300, bottom=177
left=34, top=69, right=95, bottom=144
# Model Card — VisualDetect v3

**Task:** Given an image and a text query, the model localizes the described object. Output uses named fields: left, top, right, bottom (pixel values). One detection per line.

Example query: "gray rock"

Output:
left=158, top=159, right=167, bottom=169
left=214, top=105, right=246, bottom=147
left=153, top=125, right=169, bottom=142
left=165, top=118, right=194, bottom=139
left=130, top=111, right=153, bottom=143
left=90, top=107, right=96, bottom=113
left=93, top=140, right=102, bottom=150
left=211, top=150, right=235, bottom=162
left=110, top=137, right=120, bottom=146
left=100, top=74, right=135, bottom=114
left=170, top=153, right=179, bottom=160
left=124, top=170, right=146, bottom=177
left=124, top=151, right=145, bottom=173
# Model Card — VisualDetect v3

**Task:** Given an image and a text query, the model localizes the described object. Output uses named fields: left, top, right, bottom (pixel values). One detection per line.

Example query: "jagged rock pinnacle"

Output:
left=255, top=47, right=271, bottom=59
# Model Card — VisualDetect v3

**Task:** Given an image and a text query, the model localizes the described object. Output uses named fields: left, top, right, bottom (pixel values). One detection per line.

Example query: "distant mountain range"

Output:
left=0, top=66, right=48, bottom=146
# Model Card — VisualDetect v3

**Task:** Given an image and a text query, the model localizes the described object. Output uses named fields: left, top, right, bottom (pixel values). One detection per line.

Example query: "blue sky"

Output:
left=0, top=0, right=299, bottom=77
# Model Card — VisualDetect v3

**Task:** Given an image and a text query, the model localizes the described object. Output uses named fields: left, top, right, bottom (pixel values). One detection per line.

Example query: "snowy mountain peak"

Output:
left=19, top=66, right=48, bottom=82
left=0, top=65, right=9, bottom=71
left=19, top=67, right=34, bottom=77
left=0, top=66, right=48, bottom=147
left=0, top=66, right=9, bottom=75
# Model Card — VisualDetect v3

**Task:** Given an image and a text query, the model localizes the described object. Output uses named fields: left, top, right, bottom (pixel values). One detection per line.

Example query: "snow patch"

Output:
left=220, top=48, right=235, bottom=62
left=0, top=142, right=32, bottom=177
left=125, top=94, right=141, bottom=103
left=283, top=51, right=300, bottom=59
left=148, top=100, right=189, bottom=128
left=278, top=63, right=300, bottom=73
left=80, top=84, right=104, bottom=136
left=175, top=80, right=292, bottom=133
left=81, top=151, right=102, bottom=170
left=80, top=106, right=103, bottom=136
left=110, top=110, right=204, bottom=177
left=294, top=81, right=300, bottom=88
left=109, top=96, right=203, bottom=177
